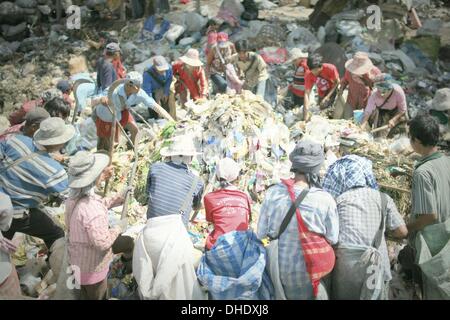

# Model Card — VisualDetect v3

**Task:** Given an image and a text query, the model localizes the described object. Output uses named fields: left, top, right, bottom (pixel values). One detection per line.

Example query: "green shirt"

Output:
left=411, top=153, right=450, bottom=223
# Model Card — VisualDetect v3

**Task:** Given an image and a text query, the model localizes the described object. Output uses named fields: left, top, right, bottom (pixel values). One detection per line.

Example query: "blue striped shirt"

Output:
left=0, top=135, right=68, bottom=209
left=257, top=183, right=339, bottom=300
left=146, top=161, right=204, bottom=226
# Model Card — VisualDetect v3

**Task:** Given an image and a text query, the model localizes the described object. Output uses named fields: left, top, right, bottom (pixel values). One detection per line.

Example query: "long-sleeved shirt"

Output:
left=65, top=193, right=123, bottom=285
left=96, top=57, right=117, bottom=92
left=0, top=135, right=68, bottom=210
left=341, top=67, right=381, bottom=109
left=364, top=84, right=407, bottom=117
left=95, top=84, right=157, bottom=123
left=257, top=184, right=339, bottom=300
left=142, top=65, right=173, bottom=98
left=172, top=61, right=208, bottom=100
left=230, top=52, right=269, bottom=90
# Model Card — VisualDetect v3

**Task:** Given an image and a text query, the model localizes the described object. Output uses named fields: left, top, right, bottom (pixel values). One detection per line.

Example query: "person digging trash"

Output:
left=303, top=53, right=340, bottom=121
left=336, top=52, right=381, bottom=120
left=173, top=49, right=209, bottom=107
left=142, top=55, right=176, bottom=120
left=0, top=117, right=76, bottom=282
left=286, top=48, right=309, bottom=111
left=65, top=151, right=134, bottom=300
left=359, top=74, right=408, bottom=137
left=94, top=71, right=173, bottom=152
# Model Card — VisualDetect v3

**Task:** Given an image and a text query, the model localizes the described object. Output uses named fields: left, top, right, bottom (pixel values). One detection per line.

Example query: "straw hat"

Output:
left=345, top=52, right=374, bottom=75
left=287, top=48, right=309, bottom=63
left=431, top=88, right=450, bottom=111
left=179, top=48, right=203, bottom=67
left=33, top=117, right=75, bottom=146
left=68, top=151, right=110, bottom=188
left=160, top=135, right=202, bottom=157
left=216, top=158, right=240, bottom=183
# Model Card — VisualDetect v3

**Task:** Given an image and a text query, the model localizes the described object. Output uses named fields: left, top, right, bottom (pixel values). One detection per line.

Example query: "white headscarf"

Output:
left=0, top=193, right=13, bottom=232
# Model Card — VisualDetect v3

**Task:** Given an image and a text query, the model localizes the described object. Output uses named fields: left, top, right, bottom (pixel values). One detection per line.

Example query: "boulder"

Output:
left=1, top=22, right=28, bottom=41
left=15, top=0, right=37, bottom=8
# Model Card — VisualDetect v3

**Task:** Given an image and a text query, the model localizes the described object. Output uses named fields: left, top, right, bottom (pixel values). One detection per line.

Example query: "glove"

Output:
left=113, top=218, right=128, bottom=233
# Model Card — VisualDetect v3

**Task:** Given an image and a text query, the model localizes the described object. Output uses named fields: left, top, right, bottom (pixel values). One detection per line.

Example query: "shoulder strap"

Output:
left=244, top=54, right=258, bottom=74
left=147, top=68, right=167, bottom=88
left=377, top=90, right=394, bottom=109
left=271, top=188, right=310, bottom=240
left=372, top=192, right=388, bottom=249
left=0, top=150, right=45, bottom=175
left=180, top=175, right=200, bottom=215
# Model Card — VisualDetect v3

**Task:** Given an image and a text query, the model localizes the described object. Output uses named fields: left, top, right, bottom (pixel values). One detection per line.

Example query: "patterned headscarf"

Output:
left=374, top=73, right=396, bottom=90
left=322, top=155, right=378, bottom=198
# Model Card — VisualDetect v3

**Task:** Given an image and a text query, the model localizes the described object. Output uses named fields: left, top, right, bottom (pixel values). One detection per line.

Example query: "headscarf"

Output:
left=374, top=73, right=396, bottom=91
left=289, top=140, right=325, bottom=188
left=322, top=155, right=378, bottom=198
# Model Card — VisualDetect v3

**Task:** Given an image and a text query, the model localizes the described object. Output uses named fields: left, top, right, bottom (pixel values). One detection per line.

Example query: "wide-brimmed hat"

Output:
left=126, top=71, right=143, bottom=87
left=153, top=56, right=169, bottom=72
left=68, top=151, right=110, bottom=188
left=33, top=117, right=75, bottom=146
left=287, top=48, right=309, bottom=63
left=345, top=52, right=374, bottom=75
left=431, top=88, right=450, bottom=111
left=160, top=135, right=202, bottom=157
left=179, top=48, right=203, bottom=67
left=216, top=158, right=240, bottom=183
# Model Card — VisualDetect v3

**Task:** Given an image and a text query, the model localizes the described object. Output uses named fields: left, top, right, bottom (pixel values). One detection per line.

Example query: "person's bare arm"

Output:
left=303, top=89, right=311, bottom=122
left=388, top=110, right=406, bottom=128
left=407, top=213, right=438, bottom=233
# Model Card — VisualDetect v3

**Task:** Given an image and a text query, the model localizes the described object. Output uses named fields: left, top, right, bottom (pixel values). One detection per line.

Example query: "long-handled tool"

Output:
left=71, top=79, right=95, bottom=125
left=121, top=130, right=143, bottom=219
left=370, top=124, right=390, bottom=134
left=104, top=79, right=126, bottom=196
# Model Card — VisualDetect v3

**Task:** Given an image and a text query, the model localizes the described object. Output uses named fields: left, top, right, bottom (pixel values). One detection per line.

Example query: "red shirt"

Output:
left=112, top=58, right=126, bottom=80
left=172, top=61, right=208, bottom=100
left=289, top=59, right=309, bottom=97
left=204, top=188, right=251, bottom=250
left=341, top=67, right=381, bottom=109
left=305, top=63, right=339, bottom=97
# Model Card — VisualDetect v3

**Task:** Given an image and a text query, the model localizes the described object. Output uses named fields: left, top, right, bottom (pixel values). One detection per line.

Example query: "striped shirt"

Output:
left=257, top=183, right=339, bottom=300
left=146, top=161, right=204, bottom=226
left=0, top=135, right=68, bottom=210
left=65, top=193, right=122, bottom=285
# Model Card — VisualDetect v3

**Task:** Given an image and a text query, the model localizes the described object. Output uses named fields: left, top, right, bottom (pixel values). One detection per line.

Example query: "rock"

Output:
left=21, top=62, right=35, bottom=76
left=439, top=45, right=450, bottom=63
left=179, top=37, right=196, bottom=46
left=1, top=22, right=28, bottom=41
left=336, top=20, right=362, bottom=37
left=183, top=12, right=207, bottom=33
left=401, top=42, right=437, bottom=73
left=0, top=115, right=9, bottom=133
left=286, top=26, right=320, bottom=51
left=382, top=50, right=417, bottom=73
left=309, top=0, right=351, bottom=29
left=314, top=42, right=347, bottom=77
left=431, top=88, right=450, bottom=112
left=37, top=4, right=51, bottom=15
left=417, top=19, right=443, bottom=37
left=15, top=0, right=37, bottom=8
left=255, top=0, right=278, bottom=10
left=412, top=0, right=430, bottom=7
left=0, top=2, right=27, bottom=25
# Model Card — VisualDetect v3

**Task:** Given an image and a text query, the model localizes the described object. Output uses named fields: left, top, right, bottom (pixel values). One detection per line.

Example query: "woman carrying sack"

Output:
left=257, top=140, right=339, bottom=300
left=322, top=155, right=408, bottom=300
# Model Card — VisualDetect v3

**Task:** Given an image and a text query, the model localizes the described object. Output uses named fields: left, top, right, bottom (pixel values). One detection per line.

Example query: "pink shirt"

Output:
left=65, top=194, right=122, bottom=285
left=364, top=84, right=407, bottom=117
left=341, top=67, right=381, bottom=109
